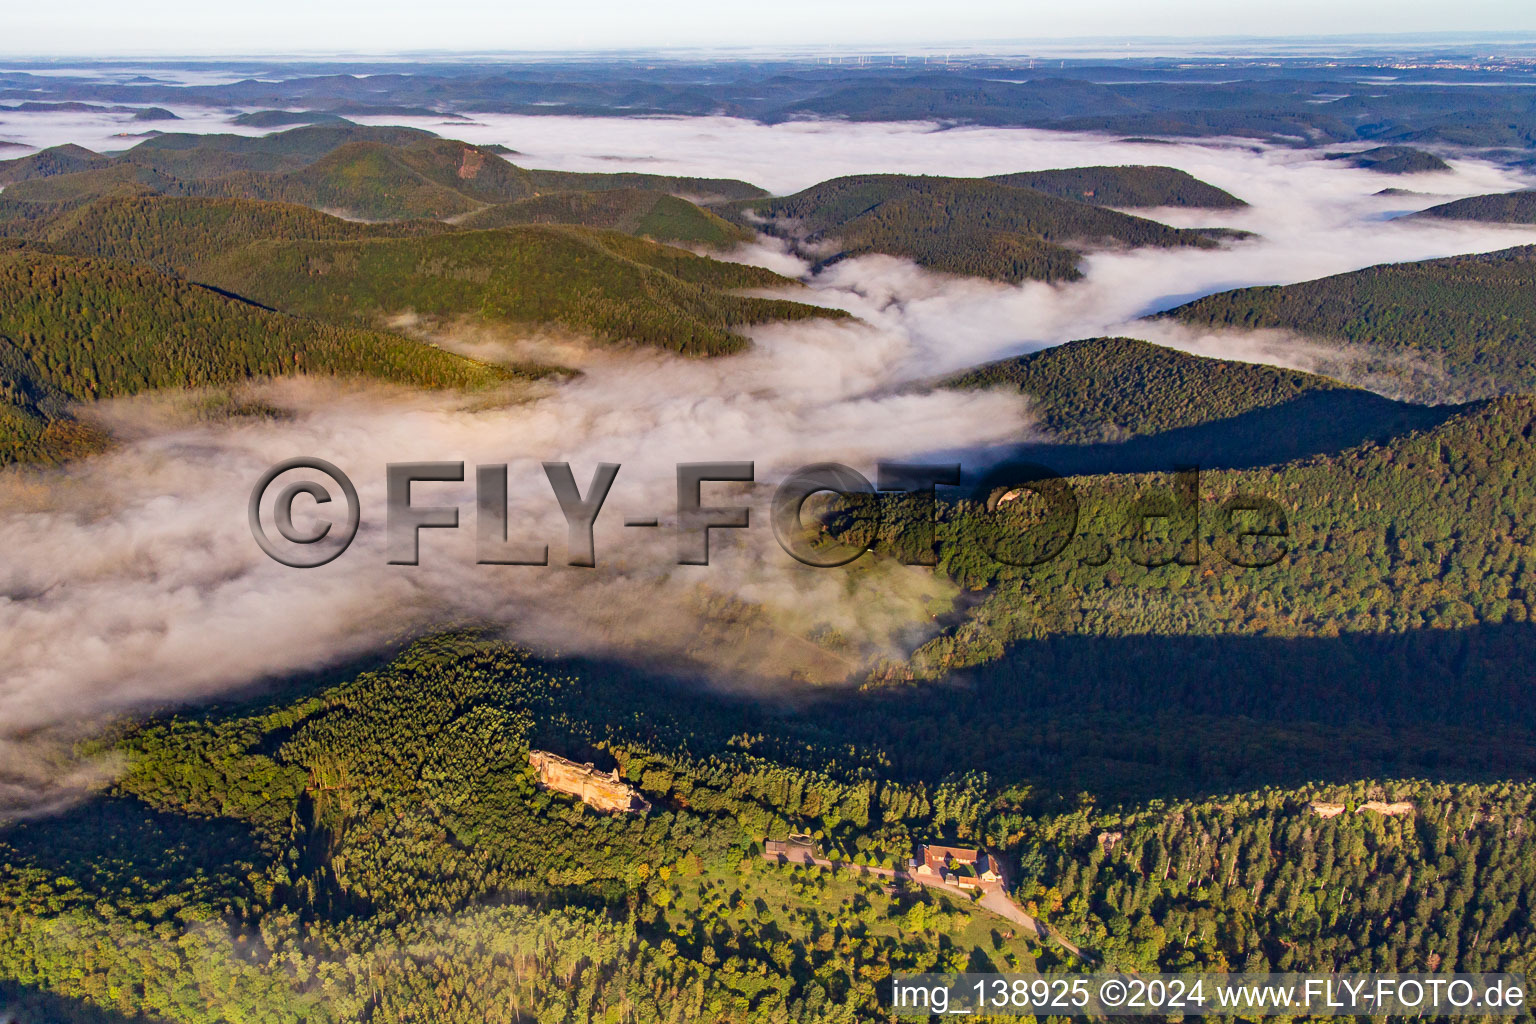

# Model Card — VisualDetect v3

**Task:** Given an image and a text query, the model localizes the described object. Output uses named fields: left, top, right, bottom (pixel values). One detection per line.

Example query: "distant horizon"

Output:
left=5, top=32, right=1536, bottom=65
left=8, top=0, right=1536, bottom=60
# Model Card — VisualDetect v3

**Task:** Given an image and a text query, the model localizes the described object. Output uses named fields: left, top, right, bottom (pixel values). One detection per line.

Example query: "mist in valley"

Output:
left=4, top=114, right=1536, bottom=814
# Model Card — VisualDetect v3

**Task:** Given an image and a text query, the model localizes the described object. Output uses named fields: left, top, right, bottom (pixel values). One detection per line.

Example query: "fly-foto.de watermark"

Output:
left=887, top=973, right=1526, bottom=1017
left=249, top=458, right=1290, bottom=570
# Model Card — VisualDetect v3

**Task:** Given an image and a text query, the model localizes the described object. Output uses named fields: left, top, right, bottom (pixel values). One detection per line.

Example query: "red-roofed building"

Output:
left=909, top=844, right=1003, bottom=890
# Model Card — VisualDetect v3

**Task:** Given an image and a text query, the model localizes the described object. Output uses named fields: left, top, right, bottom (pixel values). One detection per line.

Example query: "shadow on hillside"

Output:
left=852, top=622, right=1536, bottom=804
left=0, top=982, right=170, bottom=1024
left=0, top=795, right=264, bottom=898
left=558, top=619, right=1536, bottom=807
left=988, top=388, right=1461, bottom=479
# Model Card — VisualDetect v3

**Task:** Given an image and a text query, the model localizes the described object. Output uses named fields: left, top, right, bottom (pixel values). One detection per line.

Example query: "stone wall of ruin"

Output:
left=528, top=751, right=649, bottom=813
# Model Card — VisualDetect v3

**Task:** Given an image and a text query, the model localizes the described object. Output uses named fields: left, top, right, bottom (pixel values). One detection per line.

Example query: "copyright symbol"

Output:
left=1100, top=978, right=1127, bottom=1008
left=249, top=457, right=360, bottom=568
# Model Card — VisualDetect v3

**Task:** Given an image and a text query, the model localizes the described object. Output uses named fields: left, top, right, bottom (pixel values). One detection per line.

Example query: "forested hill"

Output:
left=230, top=109, right=355, bottom=127
left=0, top=124, right=438, bottom=185
left=913, top=395, right=1536, bottom=685
left=984, top=165, right=1246, bottom=209
left=944, top=336, right=1347, bottom=442
left=41, top=191, right=749, bottom=272
left=1157, top=245, right=1536, bottom=401
left=1414, top=189, right=1536, bottom=224
left=522, top=167, right=766, bottom=203
left=730, top=174, right=1226, bottom=283
left=0, top=190, right=841, bottom=465
left=0, top=247, right=513, bottom=465
left=0, top=142, right=110, bottom=182
left=0, top=124, right=765, bottom=232
left=40, top=193, right=452, bottom=274
left=1325, top=146, right=1452, bottom=174
left=1013, top=780, right=1536, bottom=973
left=193, top=226, right=845, bottom=356
left=19, top=193, right=833, bottom=353
left=0, top=123, right=766, bottom=197
left=27, top=194, right=841, bottom=354
left=456, top=188, right=754, bottom=247
left=193, top=139, right=544, bottom=221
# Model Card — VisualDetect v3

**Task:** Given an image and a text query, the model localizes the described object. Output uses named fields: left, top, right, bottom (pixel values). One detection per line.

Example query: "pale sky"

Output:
left=6, top=0, right=1536, bottom=58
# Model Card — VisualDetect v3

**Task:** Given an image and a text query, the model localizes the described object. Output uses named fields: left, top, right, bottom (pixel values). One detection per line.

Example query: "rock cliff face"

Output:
left=1309, top=800, right=1413, bottom=818
left=528, top=751, right=650, bottom=813
left=1360, top=801, right=1414, bottom=816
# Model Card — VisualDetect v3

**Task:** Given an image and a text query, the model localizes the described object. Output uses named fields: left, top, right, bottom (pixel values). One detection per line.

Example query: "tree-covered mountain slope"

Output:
left=729, top=174, right=1227, bottom=282
left=0, top=126, right=767, bottom=242
left=0, top=633, right=1053, bottom=1024
left=1158, top=245, right=1536, bottom=400
left=0, top=185, right=832, bottom=342
left=0, top=164, right=173, bottom=206
left=939, top=336, right=1454, bottom=476
left=984, top=165, right=1246, bottom=208
left=194, top=225, right=846, bottom=355
left=1413, top=188, right=1536, bottom=224
left=230, top=109, right=354, bottom=127
left=522, top=167, right=767, bottom=202
left=3, top=628, right=1534, bottom=1022
left=189, top=138, right=540, bottom=220
left=1326, top=146, right=1451, bottom=174
left=124, top=123, right=444, bottom=175
left=0, top=143, right=113, bottom=184
left=0, top=192, right=107, bottom=241
left=183, top=141, right=765, bottom=220
left=23, top=195, right=811, bottom=353
left=0, top=125, right=437, bottom=186
left=456, top=188, right=753, bottom=247
left=909, top=396, right=1536, bottom=682
left=0, top=132, right=487, bottom=226
left=1013, top=779, right=1536, bottom=972
left=0, top=247, right=512, bottom=464
left=945, top=336, right=1347, bottom=442
left=39, top=193, right=452, bottom=274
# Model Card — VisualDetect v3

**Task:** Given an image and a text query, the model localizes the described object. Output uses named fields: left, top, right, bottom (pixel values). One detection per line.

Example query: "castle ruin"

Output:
left=528, top=750, right=651, bottom=813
